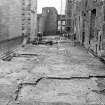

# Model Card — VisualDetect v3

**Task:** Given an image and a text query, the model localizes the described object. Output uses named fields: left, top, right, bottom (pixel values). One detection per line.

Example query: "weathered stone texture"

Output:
left=71, top=0, right=105, bottom=56
left=0, top=0, right=37, bottom=41
left=38, top=14, right=47, bottom=33
left=30, top=0, right=37, bottom=40
left=65, top=0, right=74, bottom=33
left=37, top=7, right=58, bottom=35
left=57, top=15, right=66, bottom=33
left=0, top=0, right=37, bottom=58
left=0, top=0, right=21, bottom=41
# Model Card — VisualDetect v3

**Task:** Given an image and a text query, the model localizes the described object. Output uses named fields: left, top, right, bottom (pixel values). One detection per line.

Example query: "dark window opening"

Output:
left=82, top=32, right=85, bottom=45
left=66, top=27, right=71, bottom=32
left=90, top=9, right=96, bottom=39
left=104, top=6, right=105, bottom=21
left=84, top=13, right=86, bottom=16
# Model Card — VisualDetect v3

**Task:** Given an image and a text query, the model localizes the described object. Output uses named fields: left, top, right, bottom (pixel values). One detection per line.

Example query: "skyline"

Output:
left=37, top=0, right=66, bottom=14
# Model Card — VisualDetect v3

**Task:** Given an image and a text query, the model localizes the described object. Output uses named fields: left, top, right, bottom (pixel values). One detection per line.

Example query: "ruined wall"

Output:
left=0, top=0, right=21, bottom=41
left=0, top=0, right=37, bottom=58
left=0, top=0, right=37, bottom=41
left=37, top=7, right=58, bottom=35
left=38, top=9, right=48, bottom=34
left=65, top=0, right=73, bottom=33
left=30, top=0, right=37, bottom=40
left=73, top=0, right=105, bottom=55
left=45, top=7, right=58, bottom=35
left=21, top=0, right=37, bottom=41
left=39, top=16, right=46, bottom=33
left=73, top=1, right=83, bottom=44
left=37, top=14, right=41, bottom=33
left=74, top=14, right=83, bottom=43
left=85, top=0, right=104, bottom=54
left=57, top=15, right=66, bottom=33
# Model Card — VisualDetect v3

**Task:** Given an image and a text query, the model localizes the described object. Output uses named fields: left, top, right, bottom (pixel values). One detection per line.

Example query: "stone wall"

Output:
left=0, top=0, right=37, bottom=41
left=30, top=0, right=37, bottom=40
left=0, top=0, right=21, bottom=41
left=45, top=7, right=58, bottom=35
left=0, top=0, right=37, bottom=58
left=37, top=7, right=58, bottom=35
left=73, top=0, right=105, bottom=56
left=65, top=0, right=73, bottom=33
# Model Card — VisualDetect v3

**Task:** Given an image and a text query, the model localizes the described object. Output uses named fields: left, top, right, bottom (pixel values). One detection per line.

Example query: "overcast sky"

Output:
left=37, top=0, right=66, bottom=14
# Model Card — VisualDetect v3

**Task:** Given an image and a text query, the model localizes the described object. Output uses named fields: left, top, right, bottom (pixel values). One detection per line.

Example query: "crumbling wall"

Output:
left=0, top=0, right=37, bottom=41
left=45, top=7, right=58, bottom=35
left=21, top=0, right=37, bottom=41
left=73, top=0, right=105, bottom=55
left=30, top=0, right=37, bottom=40
left=0, top=0, right=21, bottom=41
left=65, top=0, right=73, bottom=33
left=0, top=0, right=37, bottom=58
left=38, top=9, right=48, bottom=34
left=38, top=7, right=58, bottom=35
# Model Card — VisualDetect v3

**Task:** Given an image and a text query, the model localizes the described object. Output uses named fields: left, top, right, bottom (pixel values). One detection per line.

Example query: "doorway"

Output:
left=90, top=9, right=96, bottom=40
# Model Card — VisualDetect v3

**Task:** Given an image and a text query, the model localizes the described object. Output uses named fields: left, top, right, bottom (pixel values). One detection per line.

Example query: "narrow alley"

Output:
left=0, top=0, right=105, bottom=105
left=0, top=36, right=105, bottom=105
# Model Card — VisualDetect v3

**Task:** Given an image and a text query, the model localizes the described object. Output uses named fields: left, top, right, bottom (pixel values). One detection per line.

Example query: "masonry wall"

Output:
left=0, top=0, right=37, bottom=41
left=73, top=0, right=105, bottom=56
left=37, top=7, right=58, bottom=35
left=30, top=0, right=37, bottom=40
left=45, top=7, right=58, bottom=35
left=0, top=0, right=37, bottom=58
left=65, top=0, right=73, bottom=33
left=0, top=0, right=21, bottom=41
left=38, top=10, right=48, bottom=34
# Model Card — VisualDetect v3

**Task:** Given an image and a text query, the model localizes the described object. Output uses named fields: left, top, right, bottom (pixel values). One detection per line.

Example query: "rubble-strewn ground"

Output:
left=0, top=36, right=105, bottom=105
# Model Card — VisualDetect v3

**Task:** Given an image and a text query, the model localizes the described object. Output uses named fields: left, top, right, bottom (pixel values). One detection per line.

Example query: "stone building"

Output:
left=37, top=14, right=42, bottom=33
left=37, top=7, right=58, bottom=35
left=0, top=0, right=37, bottom=41
left=0, top=0, right=37, bottom=57
left=21, top=0, right=37, bottom=41
left=57, top=15, right=66, bottom=34
left=65, top=0, right=74, bottom=33
left=72, top=0, right=105, bottom=56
